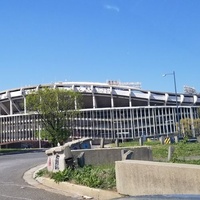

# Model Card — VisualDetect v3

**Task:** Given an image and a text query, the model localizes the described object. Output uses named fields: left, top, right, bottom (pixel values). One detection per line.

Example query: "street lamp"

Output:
left=162, top=71, right=181, bottom=138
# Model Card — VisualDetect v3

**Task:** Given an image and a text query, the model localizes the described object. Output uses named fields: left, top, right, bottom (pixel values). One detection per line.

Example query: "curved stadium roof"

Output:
left=0, top=81, right=199, bottom=116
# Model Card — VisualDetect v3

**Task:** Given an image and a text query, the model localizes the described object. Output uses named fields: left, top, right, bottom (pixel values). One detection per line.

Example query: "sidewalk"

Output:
left=23, top=164, right=124, bottom=200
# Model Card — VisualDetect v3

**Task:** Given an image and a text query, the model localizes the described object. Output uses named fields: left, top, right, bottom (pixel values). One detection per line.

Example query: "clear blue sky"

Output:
left=1, top=0, right=200, bottom=93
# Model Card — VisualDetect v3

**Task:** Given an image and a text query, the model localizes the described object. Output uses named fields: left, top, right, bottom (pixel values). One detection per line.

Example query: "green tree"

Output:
left=180, top=118, right=192, bottom=137
left=26, top=87, right=82, bottom=146
left=193, top=118, right=200, bottom=136
left=180, top=117, right=200, bottom=137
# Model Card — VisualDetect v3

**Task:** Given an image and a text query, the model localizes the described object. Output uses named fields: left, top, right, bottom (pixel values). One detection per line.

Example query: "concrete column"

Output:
left=115, top=138, right=119, bottom=147
left=190, top=107, right=195, bottom=137
left=129, top=89, right=132, bottom=107
left=92, top=86, right=97, bottom=108
left=139, top=137, right=143, bottom=146
left=10, top=99, right=13, bottom=115
left=24, top=96, right=27, bottom=114
left=159, top=136, right=165, bottom=145
left=100, top=138, right=105, bottom=148
left=110, top=87, right=114, bottom=107
left=174, top=136, right=179, bottom=143
left=148, top=91, right=151, bottom=106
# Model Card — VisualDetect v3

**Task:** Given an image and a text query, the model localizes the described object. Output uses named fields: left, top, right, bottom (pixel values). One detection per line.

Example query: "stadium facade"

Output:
left=0, top=81, right=200, bottom=144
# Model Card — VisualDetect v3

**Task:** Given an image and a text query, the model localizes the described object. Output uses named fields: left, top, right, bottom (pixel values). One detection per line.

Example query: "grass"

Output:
left=0, top=148, right=29, bottom=153
left=0, top=148, right=40, bottom=155
left=118, top=139, right=200, bottom=161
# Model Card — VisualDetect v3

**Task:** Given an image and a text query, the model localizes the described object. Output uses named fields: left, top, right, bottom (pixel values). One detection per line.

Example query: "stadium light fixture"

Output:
left=162, top=71, right=181, bottom=138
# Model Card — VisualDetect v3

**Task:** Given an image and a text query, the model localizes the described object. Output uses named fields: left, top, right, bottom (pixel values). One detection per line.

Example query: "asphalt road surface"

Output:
left=0, top=151, right=81, bottom=200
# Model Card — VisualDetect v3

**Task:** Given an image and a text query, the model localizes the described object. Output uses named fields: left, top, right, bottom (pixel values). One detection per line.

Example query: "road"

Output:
left=0, top=151, right=81, bottom=200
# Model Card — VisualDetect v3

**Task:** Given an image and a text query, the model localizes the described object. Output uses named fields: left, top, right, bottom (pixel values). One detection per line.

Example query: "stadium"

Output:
left=0, top=81, right=200, bottom=146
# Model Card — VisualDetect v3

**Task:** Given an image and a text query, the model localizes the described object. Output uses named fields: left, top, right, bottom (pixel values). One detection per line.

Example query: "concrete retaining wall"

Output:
left=116, top=160, right=200, bottom=196
left=72, top=147, right=152, bottom=166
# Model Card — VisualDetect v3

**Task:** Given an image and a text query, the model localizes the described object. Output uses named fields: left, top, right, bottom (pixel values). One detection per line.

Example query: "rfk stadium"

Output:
left=0, top=81, right=199, bottom=146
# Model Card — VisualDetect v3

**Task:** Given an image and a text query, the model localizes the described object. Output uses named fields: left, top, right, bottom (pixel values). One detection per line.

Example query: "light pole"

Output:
left=163, top=71, right=181, bottom=138
left=39, top=125, right=41, bottom=149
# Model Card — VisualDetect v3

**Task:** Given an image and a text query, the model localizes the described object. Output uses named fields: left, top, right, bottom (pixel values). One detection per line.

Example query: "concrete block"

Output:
left=139, top=137, right=143, bottom=146
left=159, top=136, right=165, bottom=145
left=116, top=160, right=200, bottom=196
left=46, top=145, right=74, bottom=172
left=167, top=145, right=175, bottom=161
left=47, top=155, right=54, bottom=172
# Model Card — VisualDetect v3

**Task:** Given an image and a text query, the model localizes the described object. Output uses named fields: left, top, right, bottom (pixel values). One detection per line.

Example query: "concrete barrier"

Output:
left=45, top=141, right=152, bottom=171
left=46, top=145, right=73, bottom=172
left=116, top=160, right=200, bottom=196
left=65, top=138, right=92, bottom=150
left=72, top=147, right=152, bottom=166
left=45, top=138, right=92, bottom=172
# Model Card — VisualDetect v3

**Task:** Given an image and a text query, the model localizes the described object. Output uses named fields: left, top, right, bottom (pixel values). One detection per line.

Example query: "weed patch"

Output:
left=37, top=164, right=116, bottom=190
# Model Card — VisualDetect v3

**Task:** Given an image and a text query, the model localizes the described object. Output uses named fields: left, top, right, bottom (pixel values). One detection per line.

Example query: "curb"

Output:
left=36, top=176, right=123, bottom=200
left=24, top=164, right=124, bottom=200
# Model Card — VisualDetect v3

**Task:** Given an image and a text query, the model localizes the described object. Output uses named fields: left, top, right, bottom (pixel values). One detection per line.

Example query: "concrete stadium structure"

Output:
left=0, top=81, right=200, bottom=145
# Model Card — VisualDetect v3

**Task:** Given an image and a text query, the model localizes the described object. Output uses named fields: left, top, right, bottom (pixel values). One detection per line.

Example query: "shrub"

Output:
left=50, top=167, right=74, bottom=183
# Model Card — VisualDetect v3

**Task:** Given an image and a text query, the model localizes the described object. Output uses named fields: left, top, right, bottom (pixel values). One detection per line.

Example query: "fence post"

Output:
left=139, top=137, right=143, bottom=146
left=168, top=145, right=175, bottom=161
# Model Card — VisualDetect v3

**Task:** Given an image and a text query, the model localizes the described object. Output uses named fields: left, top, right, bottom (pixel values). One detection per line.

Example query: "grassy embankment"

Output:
left=119, top=139, right=200, bottom=164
